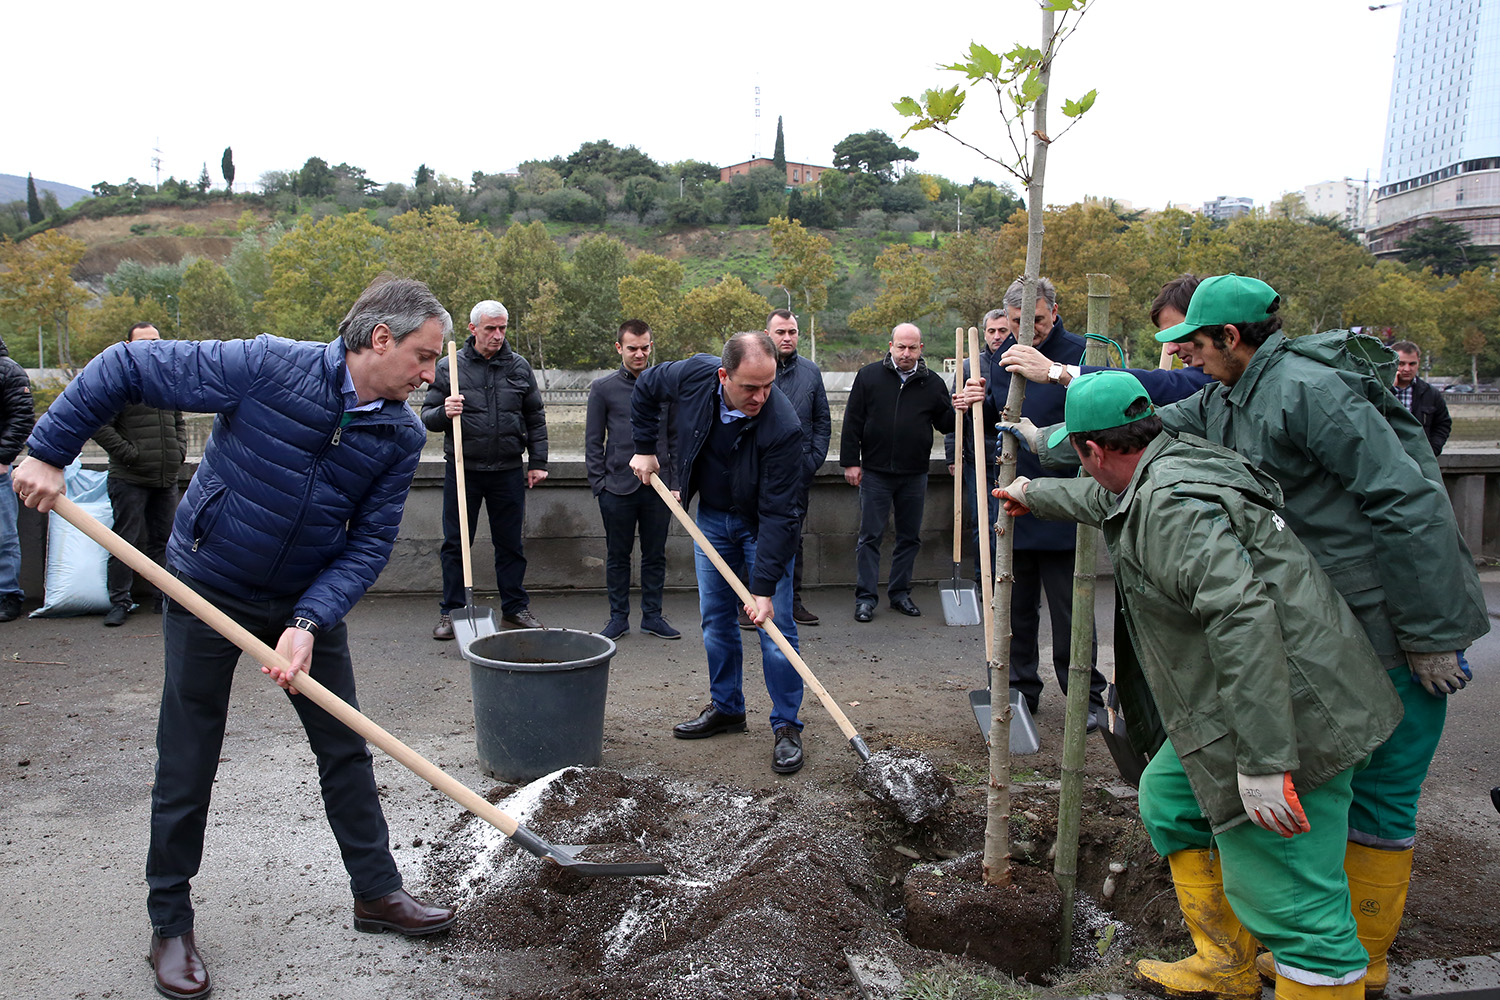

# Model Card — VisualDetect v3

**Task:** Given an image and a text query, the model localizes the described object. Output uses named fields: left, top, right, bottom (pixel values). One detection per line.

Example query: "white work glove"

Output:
left=1405, top=650, right=1469, bottom=696
left=996, top=417, right=1039, bottom=454
left=1237, top=772, right=1310, bottom=838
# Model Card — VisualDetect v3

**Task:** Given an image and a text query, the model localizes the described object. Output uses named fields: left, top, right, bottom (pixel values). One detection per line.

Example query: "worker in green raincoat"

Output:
left=999, top=370, right=1403, bottom=1000
left=992, top=275, right=1487, bottom=999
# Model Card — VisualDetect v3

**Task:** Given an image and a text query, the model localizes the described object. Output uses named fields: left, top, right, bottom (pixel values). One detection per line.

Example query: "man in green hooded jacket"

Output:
left=1001, top=275, right=1487, bottom=999
left=1000, top=370, right=1403, bottom=1000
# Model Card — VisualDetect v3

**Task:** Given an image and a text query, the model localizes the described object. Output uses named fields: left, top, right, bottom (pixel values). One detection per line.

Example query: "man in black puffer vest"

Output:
left=93, top=322, right=188, bottom=626
left=0, top=335, right=34, bottom=623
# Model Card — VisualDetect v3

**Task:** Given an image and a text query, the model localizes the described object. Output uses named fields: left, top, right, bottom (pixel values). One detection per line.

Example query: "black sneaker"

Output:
left=0, top=594, right=20, bottom=623
left=103, top=605, right=130, bottom=627
left=792, top=602, right=820, bottom=625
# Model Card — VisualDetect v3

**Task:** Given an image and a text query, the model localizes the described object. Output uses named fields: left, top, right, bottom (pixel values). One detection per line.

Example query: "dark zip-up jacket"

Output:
left=421, top=337, right=547, bottom=472
left=632, top=353, right=804, bottom=596
left=1404, top=377, right=1451, bottom=455
left=775, top=350, right=832, bottom=485
left=92, top=403, right=187, bottom=488
left=840, top=355, right=956, bottom=476
left=27, top=336, right=425, bottom=629
left=944, top=348, right=999, bottom=467
left=0, top=339, right=35, bottom=467
left=585, top=366, right=674, bottom=496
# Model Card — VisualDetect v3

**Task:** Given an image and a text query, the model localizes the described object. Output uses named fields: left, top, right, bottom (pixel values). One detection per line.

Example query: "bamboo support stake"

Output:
left=1054, top=272, right=1111, bottom=962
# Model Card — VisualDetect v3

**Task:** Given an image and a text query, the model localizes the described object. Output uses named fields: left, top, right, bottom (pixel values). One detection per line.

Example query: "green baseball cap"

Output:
left=1047, top=370, right=1155, bottom=449
left=1154, top=273, right=1280, bottom=343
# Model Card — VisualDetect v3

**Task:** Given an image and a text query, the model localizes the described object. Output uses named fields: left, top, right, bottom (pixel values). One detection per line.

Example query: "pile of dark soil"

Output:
left=424, top=768, right=1178, bottom=999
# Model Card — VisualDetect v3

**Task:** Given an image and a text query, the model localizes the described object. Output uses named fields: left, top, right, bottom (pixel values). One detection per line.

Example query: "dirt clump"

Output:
left=854, top=746, right=954, bottom=823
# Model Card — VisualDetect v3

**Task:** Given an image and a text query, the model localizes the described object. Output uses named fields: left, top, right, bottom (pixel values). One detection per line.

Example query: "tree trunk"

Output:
left=983, top=6, right=1055, bottom=887
left=1054, top=273, right=1110, bottom=960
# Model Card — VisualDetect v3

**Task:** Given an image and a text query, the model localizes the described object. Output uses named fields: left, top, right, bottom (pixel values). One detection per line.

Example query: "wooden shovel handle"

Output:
left=969, top=327, right=996, bottom=658
left=953, top=327, right=965, bottom=562
left=1158, top=343, right=1173, bottom=370
left=51, top=494, right=522, bottom=839
left=647, top=474, right=861, bottom=744
left=449, top=340, right=476, bottom=591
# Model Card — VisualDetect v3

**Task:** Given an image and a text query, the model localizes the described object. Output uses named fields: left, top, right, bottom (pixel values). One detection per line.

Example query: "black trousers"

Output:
left=147, top=574, right=401, bottom=936
left=440, top=464, right=529, bottom=616
left=1009, top=549, right=1106, bottom=714
left=106, top=479, right=178, bottom=609
left=598, top=487, right=670, bottom=621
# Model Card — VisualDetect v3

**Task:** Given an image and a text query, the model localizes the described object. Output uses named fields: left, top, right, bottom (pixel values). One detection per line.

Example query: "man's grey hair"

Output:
left=983, top=308, right=1007, bottom=325
left=339, top=278, right=452, bottom=350
left=470, top=300, right=509, bottom=325
left=1003, top=276, right=1057, bottom=312
left=721, top=331, right=777, bottom=375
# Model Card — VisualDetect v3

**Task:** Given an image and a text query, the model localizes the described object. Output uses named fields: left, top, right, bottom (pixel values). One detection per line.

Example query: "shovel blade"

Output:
left=939, top=578, right=982, bottom=626
left=968, top=689, right=1041, bottom=755
left=452, top=605, right=498, bottom=650
left=510, top=827, right=668, bottom=879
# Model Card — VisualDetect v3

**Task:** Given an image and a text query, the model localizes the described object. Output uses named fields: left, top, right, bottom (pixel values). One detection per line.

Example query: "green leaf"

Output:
left=1018, top=67, right=1044, bottom=104
left=967, top=42, right=1003, bottom=78
left=1045, top=0, right=1078, bottom=10
left=1002, top=44, right=1043, bottom=69
left=1061, top=88, right=1098, bottom=118
left=893, top=96, right=922, bottom=117
left=923, top=85, right=966, bottom=122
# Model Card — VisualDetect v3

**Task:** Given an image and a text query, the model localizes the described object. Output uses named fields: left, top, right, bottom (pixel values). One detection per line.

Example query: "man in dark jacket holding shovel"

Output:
left=14, top=277, right=458, bottom=1000
left=629, top=332, right=808, bottom=774
left=93, top=321, right=188, bottom=627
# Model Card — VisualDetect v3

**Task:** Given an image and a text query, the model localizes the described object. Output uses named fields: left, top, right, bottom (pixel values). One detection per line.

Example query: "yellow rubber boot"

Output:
left=1133, top=849, right=1261, bottom=1000
left=1275, top=974, right=1366, bottom=1000
left=1344, top=843, right=1412, bottom=999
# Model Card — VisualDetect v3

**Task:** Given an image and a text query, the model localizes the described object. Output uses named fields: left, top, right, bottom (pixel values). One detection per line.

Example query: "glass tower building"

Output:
left=1369, top=0, right=1500, bottom=255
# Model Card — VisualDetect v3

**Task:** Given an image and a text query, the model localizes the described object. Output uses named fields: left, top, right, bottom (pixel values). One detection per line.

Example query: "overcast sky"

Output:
left=16, top=0, right=1401, bottom=212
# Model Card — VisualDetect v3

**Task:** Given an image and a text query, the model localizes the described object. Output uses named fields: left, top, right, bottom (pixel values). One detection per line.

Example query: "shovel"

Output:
left=648, top=474, right=953, bottom=823
left=446, top=339, right=498, bottom=649
left=940, top=326, right=982, bottom=627
left=962, top=325, right=1040, bottom=755
left=52, top=494, right=665, bottom=878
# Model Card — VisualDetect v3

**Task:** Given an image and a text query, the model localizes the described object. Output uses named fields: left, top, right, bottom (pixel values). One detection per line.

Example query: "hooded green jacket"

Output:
left=1026, top=432, right=1403, bottom=834
left=1039, top=332, right=1488, bottom=661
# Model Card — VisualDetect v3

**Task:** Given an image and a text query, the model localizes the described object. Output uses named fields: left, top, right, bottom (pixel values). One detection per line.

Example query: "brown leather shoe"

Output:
left=353, top=888, right=456, bottom=936
left=149, top=932, right=211, bottom=999
left=503, top=608, right=543, bottom=629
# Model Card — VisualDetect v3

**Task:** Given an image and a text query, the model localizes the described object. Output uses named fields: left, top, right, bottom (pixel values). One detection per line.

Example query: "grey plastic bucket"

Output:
left=464, top=628, right=616, bottom=783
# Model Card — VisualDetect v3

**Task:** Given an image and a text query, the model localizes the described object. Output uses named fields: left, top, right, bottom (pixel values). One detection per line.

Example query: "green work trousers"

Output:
left=1140, top=741, right=1367, bottom=984
left=1348, top=666, right=1445, bottom=848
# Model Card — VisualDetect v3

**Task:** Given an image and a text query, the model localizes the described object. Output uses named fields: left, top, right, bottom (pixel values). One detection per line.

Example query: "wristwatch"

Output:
left=1047, top=362, right=1065, bottom=384
left=287, top=616, right=320, bottom=634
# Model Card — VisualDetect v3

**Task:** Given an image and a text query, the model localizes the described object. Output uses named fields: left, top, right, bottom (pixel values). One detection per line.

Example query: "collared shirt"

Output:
left=718, top=385, right=749, bottom=423
left=895, top=364, right=917, bottom=384
left=1393, top=383, right=1414, bottom=410
left=342, top=363, right=385, bottom=415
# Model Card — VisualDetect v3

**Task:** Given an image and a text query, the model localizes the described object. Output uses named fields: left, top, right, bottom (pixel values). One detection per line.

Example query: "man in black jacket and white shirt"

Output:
left=768, top=309, right=831, bottom=625
left=840, top=323, right=956, bottom=622
left=1392, top=340, right=1451, bottom=456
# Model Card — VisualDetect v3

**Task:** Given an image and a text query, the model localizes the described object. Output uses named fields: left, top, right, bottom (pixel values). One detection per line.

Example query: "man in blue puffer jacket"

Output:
left=14, top=278, right=457, bottom=1000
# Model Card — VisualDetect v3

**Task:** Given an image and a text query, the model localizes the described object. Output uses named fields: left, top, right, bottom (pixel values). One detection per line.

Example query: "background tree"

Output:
left=933, top=229, right=1011, bottom=329
left=1396, top=219, right=1496, bottom=276
left=25, top=174, right=43, bottom=225
left=179, top=259, right=249, bottom=339
left=618, top=254, right=686, bottom=354
left=295, top=156, right=335, bottom=198
left=224, top=223, right=282, bottom=318
left=559, top=234, right=630, bottom=365
left=105, top=259, right=191, bottom=317
left=767, top=216, right=835, bottom=359
left=259, top=212, right=385, bottom=337
left=1442, top=268, right=1500, bottom=385
left=0, top=232, right=89, bottom=368
left=493, top=220, right=566, bottom=344
left=72, top=294, right=174, bottom=366
left=515, top=278, right=563, bottom=384
left=221, top=147, right=235, bottom=192
left=196, top=163, right=212, bottom=194
left=386, top=206, right=494, bottom=325
left=675, top=276, right=772, bottom=356
left=773, top=116, right=787, bottom=174
left=414, top=163, right=433, bottom=188
left=1346, top=261, right=1445, bottom=349
left=847, top=244, right=937, bottom=335
left=832, top=130, right=919, bottom=182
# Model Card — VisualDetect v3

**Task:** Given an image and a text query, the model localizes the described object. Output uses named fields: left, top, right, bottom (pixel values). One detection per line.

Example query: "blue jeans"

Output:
left=854, top=470, right=927, bottom=605
left=0, top=470, right=21, bottom=599
left=694, top=505, right=803, bottom=732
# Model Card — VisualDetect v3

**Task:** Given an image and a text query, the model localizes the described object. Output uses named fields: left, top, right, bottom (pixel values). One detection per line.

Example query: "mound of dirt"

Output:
left=425, top=768, right=1178, bottom=999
